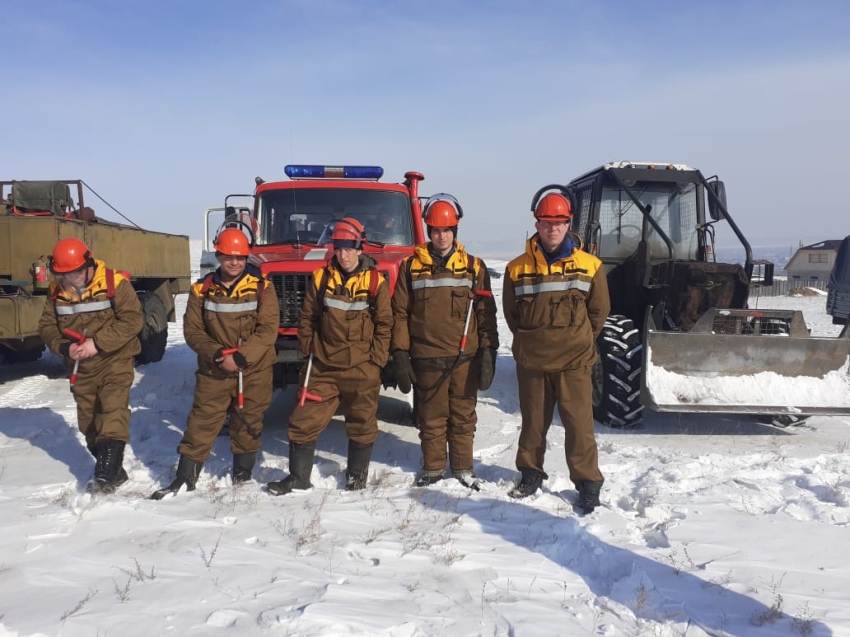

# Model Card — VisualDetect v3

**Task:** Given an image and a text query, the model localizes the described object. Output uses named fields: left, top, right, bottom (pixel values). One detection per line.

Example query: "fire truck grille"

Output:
left=270, top=274, right=310, bottom=327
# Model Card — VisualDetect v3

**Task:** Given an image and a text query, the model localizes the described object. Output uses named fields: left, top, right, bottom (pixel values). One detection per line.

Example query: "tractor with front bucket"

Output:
left=552, top=161, right=850, bottom=428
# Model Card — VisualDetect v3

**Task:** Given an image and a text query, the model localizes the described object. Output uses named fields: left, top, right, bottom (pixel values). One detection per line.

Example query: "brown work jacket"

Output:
left=39, top=259, right=143, bottom=373
left=184, top=264, right=278, bottom=378
left=392, top=241, right=499, bottom=360
left=503, top=233, right=610, bottom=372
left=298, top=255, right=392, bottom=370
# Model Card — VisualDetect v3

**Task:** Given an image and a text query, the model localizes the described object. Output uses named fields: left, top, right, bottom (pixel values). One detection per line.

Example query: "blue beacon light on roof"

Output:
left=284, top=165, right=384, bottom=180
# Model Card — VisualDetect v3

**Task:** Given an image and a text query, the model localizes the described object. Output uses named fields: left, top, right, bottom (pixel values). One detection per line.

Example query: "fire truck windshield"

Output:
left=256, top=188, right=414, bottom=247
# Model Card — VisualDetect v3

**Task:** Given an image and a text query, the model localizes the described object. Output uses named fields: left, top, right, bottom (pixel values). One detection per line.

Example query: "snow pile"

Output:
left=646, top=354, right=850, bottom=408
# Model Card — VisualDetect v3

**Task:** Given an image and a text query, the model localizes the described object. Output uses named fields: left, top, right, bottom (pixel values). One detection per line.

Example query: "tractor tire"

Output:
left=593, top=315, right=644, bottom=428
left=136, top=291, right=168, bottom=364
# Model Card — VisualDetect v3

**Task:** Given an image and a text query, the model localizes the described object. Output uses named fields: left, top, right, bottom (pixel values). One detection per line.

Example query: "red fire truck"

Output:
left=211, top=164, right=428, bottom=389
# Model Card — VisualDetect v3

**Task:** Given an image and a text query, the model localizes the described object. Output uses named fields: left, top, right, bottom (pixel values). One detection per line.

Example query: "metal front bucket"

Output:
left=641, top=308, right=850, bottom=415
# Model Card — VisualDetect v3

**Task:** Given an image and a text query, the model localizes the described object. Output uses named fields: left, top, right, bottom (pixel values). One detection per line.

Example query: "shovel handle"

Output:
left=237, top=372, right=244, bottom=409
left=66, top=328, right=87, bottom=391
left=458, top=298, right=475, bottom=354
left=63, top=328, right=86, bottom=345
left=235, top=338, right=244, bottom=409
left=298, top=352, right=321, bottom=407
left=298, top=388, right=322, bottom=407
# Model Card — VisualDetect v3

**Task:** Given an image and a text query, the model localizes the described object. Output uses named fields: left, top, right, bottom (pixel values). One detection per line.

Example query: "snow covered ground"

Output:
left=1, top=245, right=848, bottom=637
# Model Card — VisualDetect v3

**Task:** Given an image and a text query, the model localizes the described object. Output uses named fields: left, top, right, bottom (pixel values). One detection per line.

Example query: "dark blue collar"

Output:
left=538, top=236, right=577, bottom=264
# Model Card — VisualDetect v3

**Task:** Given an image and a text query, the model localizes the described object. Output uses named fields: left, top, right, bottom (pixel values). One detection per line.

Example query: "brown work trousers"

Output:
left=415, top=358, right=479, bottom=473
left=178, top=366, right=273, bottom=463
left=515, top=364, right=604, bottom=487
left=73, top=356, right=135, bottom=447
left=288, top=360, right=381, bottom=445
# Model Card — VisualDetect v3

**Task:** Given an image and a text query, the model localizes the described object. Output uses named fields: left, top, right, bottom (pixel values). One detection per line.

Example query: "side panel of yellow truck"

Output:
left=0, top=212, right=191, bottom=363
left=2, top=216, right=189, bottom=286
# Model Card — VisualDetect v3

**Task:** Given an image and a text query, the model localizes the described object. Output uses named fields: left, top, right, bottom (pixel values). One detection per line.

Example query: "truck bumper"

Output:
left=273, top=341, right=302, bottom=388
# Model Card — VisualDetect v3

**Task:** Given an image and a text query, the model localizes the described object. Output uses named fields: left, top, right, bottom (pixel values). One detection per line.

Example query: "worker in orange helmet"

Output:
left=391, top=195, right=499, bottom=490
left=38, top=237, right=144, bottom=493
left=268, top=217, right=392, bottom=495
left=152, top=227, right=278, bottom=499
left=503, top=190, right=610, bottom=513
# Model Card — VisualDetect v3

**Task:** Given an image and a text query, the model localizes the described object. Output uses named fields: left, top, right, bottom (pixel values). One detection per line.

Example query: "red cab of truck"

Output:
left=221, top=164, right=427, bottom=388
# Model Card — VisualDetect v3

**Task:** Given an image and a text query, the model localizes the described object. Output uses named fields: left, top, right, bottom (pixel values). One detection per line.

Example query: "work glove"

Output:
left=478, top=348, right=497, bottom=391
left=393, top=350, right=416, bottom=394
left=232, top=351, right=248, bottom=369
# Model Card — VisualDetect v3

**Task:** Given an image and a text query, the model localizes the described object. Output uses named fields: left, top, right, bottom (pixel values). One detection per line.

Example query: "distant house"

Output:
left=784, top=240, right=844, bottom=281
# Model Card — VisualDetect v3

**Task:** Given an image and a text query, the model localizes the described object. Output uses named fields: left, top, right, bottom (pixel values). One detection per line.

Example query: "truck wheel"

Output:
left=592, top=315, right=644, bottom=428
left=136, top=291, right=168, bottom=364
left=2, top=346, right=44, bottom=364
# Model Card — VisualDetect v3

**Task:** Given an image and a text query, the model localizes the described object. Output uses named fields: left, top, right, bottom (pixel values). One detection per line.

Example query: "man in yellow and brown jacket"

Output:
left=268, top=218, right=392, bottom=495
left=391, top=196, right=499, bottom=489
left=503, top=191, right=610, bottom=513
left=39, top=238, right=144, bottom=493
left=152, top=229, right=278, bottom=499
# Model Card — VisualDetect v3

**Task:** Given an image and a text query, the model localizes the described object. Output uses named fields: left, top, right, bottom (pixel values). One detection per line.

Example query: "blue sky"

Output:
left=5, top=0, right=849, bottom=253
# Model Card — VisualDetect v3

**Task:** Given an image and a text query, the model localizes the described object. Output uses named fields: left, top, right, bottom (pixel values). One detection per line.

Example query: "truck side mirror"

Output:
left=752, top=259, right=774, bottom=287
left=762, top=261, right=774, bottom=287
left=707, top=181, right=727, bottom=221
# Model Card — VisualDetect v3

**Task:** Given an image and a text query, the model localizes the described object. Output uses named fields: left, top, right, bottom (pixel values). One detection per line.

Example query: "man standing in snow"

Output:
left=267, top=218, right=392, bottom=495
left=502, top=190, right=610, bottom=513
left=391, top=195, right=499, bottom=489
left=151, top=228, right=277, bottom=499
left=38, top=238, right=144, bottom=493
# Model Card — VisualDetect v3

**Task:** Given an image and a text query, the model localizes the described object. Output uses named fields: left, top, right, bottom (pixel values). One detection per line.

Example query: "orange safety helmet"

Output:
left=50, top=237, right=92, bottom=274
left=214, top=228, right=251, bottom=257
left=423, top=199, right=461, bottom=228
left=534, top=192, right=572, bottom=221
left=331, top=217, right=366, bottom=249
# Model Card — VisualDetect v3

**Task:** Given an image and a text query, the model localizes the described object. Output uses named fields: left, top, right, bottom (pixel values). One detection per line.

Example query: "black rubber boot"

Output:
left=414, top=469, right=444, bottom=487
left=452, top=470, right=481, bottom=491
left=233, top=453, right=256, bottom=484
left=88, top=439, right=129, bottom=494
left=577, top=480, right=604, bottom=513
left=345, top=441, right=373, bottom=491
left=150, top=455, right=203, bottom=500
left=508, top=470, right=544, bottom=499
left=87, top=445, right=98, bottom=460
left=267, top=442, right=315, bottom=496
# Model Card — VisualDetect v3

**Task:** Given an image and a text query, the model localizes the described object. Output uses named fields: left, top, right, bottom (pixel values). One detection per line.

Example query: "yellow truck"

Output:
left=0, top=180, right=191, bottom=365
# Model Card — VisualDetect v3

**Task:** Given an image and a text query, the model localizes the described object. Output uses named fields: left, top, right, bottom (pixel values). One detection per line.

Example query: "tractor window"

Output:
left=256, top=188, right=414, bottom=246
left=598, top=182, right=698, bottom=260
